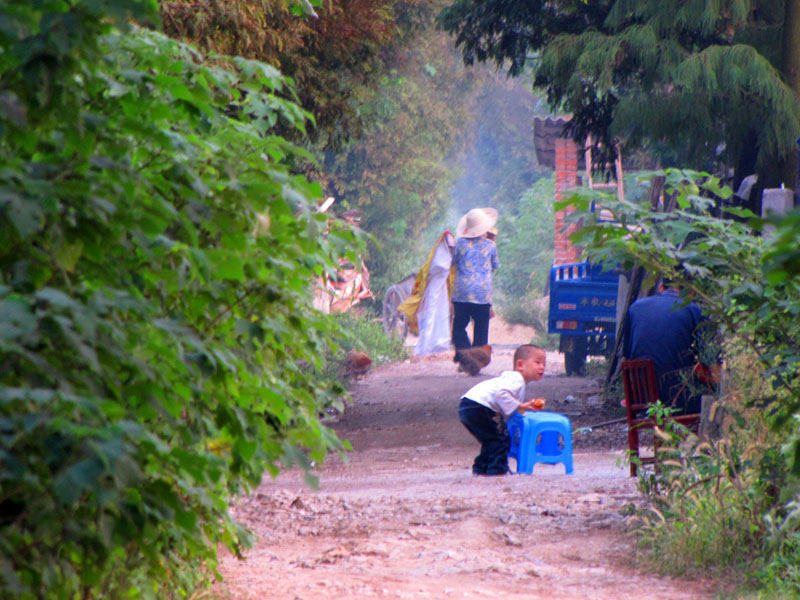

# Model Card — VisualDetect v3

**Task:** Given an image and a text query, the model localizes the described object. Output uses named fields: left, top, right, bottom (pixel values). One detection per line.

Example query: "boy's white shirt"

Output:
left=462, top=370, right=526, bottom=420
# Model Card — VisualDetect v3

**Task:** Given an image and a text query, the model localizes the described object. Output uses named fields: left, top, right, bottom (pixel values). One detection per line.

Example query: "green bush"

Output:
left=496, top=294, right=556, bottom=349
left=751, top=535, right=800, bottom=598
left=630, top=402, right=768, bottom=579
left=572, top=170, right=800, bottom=592
left=494, top=174, right=555, bottom=302
left=626, top=347, right=800, bottom=592
left=0, top=2, right=356, bottom=598
left=492, top=174, right=555, bottom=344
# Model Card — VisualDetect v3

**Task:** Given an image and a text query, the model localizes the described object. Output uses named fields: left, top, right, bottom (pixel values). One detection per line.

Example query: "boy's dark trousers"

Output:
left=458, top=398, right=510, bottom=475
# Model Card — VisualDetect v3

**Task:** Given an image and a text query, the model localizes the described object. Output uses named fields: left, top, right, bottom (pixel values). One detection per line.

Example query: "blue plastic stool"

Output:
left=508, top=411, right=573, bottom=474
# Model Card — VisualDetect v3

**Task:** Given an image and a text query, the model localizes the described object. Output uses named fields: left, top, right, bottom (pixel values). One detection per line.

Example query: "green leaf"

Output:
left=53, top=459, right=104, bottom=506
left=0, top=298, right=36, bottom=341
left=206, top=250, right=245, bottom=281
left=725, top=206, right=757, bottom=219
left=174, top=508, right=198, bottom=533
left=3, top=194, right=45, bottom=237
left=36, top=287, right=78, bottom=309
left=766, top=270, right=788, bottom=285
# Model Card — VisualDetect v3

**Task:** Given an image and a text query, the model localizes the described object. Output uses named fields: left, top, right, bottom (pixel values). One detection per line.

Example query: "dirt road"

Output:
left=216, top=328, right=717, bottom=599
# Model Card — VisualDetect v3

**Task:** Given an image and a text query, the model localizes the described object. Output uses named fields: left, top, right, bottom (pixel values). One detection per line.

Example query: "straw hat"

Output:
left=456, top=207, right=498, bottom=238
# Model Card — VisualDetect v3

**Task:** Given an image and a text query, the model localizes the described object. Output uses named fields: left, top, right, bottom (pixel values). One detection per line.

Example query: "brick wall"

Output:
left=554, top=137, right=581, bottom=264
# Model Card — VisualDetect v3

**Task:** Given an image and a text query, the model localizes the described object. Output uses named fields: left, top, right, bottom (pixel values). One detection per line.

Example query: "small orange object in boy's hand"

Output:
left=520, top=398, right=545, bottom=412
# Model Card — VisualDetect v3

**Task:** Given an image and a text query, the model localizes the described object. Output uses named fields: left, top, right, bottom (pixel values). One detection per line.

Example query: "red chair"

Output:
left=621, top=359, right=700, bottom=477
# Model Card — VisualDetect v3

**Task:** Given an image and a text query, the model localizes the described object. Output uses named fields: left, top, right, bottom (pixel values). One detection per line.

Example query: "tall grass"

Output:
left=321, top=311, right=410, bottom=385
left=628, top=346, right=798, bottom=595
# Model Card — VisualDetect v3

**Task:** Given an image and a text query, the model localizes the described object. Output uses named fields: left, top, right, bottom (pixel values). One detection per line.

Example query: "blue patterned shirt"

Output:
left=451, top=236, right=499, bottom=304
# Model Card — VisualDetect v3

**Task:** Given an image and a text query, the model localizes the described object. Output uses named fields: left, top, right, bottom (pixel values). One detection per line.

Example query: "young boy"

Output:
left=458, top=344, right=547, bottom=476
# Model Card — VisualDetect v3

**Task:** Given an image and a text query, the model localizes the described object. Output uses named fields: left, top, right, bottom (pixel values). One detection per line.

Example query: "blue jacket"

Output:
left=624, top=289, right=707, bottom=412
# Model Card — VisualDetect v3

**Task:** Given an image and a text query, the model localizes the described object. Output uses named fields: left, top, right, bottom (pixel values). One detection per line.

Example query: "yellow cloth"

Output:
left=398, top=232, right=455, bottom=335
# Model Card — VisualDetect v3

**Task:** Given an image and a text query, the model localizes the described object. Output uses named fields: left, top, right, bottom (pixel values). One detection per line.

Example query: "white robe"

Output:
left=414, top=239, right=452, bottom=356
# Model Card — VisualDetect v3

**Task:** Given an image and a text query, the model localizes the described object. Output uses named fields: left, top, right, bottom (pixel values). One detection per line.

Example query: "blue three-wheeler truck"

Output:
left=548, top=261, right=619, bottom=376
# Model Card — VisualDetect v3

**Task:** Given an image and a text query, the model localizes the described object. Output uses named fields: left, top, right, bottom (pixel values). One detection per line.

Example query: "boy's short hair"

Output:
left=513, top=344, right=544, bottom=365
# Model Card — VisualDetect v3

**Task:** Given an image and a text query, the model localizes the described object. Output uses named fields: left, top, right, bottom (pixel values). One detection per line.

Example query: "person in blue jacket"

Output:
left=624, top=278, right=718, bottom=414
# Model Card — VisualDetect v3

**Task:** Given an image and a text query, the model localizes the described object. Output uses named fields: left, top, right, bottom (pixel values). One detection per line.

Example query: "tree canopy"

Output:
left=159, top=0, right=468, bottom=290
left=158, top=0, right=557, bottom=292
left=438, top=0, right=800, bottom=192
left=160, top=0, right=420, bottom=149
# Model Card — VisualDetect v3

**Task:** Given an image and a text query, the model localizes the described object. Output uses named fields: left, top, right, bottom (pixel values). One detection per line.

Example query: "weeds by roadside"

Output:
left=626, top=349, right=800, bottom=597
left=321, top=311, right=409, bottom=387
left=572, top=173, right=800, bottom=599
left=584, top=357, right=610, bottom=379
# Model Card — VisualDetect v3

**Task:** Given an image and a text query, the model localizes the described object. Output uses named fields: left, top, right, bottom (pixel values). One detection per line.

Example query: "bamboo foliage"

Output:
left=160, top=0, right=400, bottom=146
left=158, top=0, right=476, bottom=291
left=536, top=21, right=800, bottom=174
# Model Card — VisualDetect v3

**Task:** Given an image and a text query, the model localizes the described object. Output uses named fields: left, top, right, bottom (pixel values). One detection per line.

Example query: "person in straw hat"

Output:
left=449, top=207, right=499, bottom=350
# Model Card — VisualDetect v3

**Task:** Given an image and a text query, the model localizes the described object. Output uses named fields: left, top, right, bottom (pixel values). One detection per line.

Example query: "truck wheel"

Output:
left=564, top=338, right=588, bottom=376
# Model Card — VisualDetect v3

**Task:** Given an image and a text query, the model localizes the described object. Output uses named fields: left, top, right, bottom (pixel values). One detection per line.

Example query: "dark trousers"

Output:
left=659, top=369, right=704, bottom=415
left=452, top=301, right=491, bottom=349
left=458, top=398, right=509, bottom=475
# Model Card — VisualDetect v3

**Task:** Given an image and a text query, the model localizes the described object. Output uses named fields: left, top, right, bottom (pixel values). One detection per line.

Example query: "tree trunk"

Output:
left=782, top=0, right=800, bottom=191
left=603, top=175, right=665, bottom=391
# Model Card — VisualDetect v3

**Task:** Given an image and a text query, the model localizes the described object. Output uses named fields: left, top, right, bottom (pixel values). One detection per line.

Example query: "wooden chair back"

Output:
left=621, top=358, right=700, bottom=476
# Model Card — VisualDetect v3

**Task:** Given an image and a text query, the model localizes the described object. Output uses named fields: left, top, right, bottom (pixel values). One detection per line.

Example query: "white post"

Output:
left=761, top=187, right=794, bottom=237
